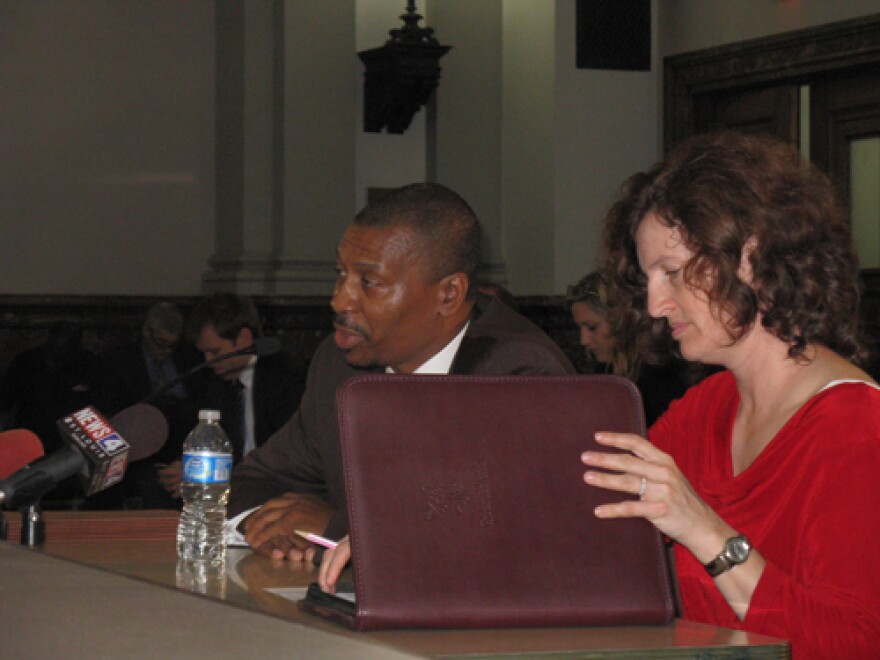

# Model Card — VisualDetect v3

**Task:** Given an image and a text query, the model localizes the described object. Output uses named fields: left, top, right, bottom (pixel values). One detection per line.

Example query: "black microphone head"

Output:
left=109, top=403, right=169, bottom=462
left=253, top=336, right=281, bottom=357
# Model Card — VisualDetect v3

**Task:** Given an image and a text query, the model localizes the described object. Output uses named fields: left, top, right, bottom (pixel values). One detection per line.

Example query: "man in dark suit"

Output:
left=229, top=183, right=575, bottom=561
left=155, top=293, right=307, bottom=498
left=100, top=302, right=198, bottom=413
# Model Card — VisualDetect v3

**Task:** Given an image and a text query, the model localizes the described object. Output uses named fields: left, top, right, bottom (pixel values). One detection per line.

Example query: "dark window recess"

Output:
left=576, top=0, right=650, bottom=72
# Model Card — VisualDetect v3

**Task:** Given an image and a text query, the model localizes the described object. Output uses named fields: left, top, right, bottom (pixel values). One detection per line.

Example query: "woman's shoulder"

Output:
left=794, top=378, right=880, bottom=444
left=649, top=368, right=735, bottom=439
left=791, top=381, right=880, bottom=469
left=809, top=379, right=880, bottom=413
left=800, top=349, right=880, bottom=412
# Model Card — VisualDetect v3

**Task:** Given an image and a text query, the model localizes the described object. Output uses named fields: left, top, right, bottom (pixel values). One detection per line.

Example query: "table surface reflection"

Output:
left=3, top=510, right=790, bottom=659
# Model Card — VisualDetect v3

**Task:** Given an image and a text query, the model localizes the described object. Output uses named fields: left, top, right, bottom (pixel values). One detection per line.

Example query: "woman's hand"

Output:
left=318, top=535, right=351, bottom=593
left=583, top=431, right=765, bottom=620
left=582, top=432, right=730, bottom=560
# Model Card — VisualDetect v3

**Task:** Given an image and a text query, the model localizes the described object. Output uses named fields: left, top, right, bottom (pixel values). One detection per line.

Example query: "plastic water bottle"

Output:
left=176, top=409, right=233, bottom=565
left=176, top=559, right=227, bottom=598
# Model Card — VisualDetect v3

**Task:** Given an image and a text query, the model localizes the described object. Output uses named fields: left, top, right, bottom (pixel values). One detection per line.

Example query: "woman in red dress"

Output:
left=583, top=131, right=880, bottom=658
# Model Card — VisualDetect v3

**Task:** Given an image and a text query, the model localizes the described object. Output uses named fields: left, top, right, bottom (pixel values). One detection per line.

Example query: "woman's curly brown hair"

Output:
left=602, top=130, right=868, bottom=366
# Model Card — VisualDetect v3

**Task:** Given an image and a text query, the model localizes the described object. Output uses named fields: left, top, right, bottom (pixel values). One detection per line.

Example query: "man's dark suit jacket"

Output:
left=229, top=294, right=575, bottom=538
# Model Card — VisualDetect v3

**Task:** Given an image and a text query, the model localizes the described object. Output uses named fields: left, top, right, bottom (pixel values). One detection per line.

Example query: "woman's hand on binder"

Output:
left=581, top=431, right=730, bottom=559
left=582, top=430, right=766, bottom=620
left=318, top=535, right=351, bottom=593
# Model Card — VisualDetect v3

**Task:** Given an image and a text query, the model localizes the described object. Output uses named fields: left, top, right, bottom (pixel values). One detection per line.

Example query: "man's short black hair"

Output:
left=353, top=183, right=482, bottom=293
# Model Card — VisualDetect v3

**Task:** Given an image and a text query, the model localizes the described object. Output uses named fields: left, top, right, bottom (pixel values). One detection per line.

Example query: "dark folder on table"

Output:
left=301, top=374, right=677, bottom=631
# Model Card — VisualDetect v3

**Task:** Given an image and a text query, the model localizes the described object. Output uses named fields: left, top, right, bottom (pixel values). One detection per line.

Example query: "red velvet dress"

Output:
left=650, top=370, right=880, bottom=658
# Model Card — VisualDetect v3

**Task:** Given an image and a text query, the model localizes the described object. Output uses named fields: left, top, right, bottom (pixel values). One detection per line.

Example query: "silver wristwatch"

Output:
left=703, top=534, right=751, bottom=577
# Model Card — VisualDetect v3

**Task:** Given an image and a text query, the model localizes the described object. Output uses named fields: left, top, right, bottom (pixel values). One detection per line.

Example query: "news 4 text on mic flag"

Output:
left=56, top=406, right=129, bottom=496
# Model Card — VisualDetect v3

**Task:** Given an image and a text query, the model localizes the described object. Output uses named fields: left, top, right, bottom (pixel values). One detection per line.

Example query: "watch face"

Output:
left=727, top=536, right=751, bottom=563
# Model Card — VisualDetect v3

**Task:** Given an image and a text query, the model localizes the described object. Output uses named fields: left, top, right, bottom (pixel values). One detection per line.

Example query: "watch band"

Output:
left=704, top=534, right=751, bottom=577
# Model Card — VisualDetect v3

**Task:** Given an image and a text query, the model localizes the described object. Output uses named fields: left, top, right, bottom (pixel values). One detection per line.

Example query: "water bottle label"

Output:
left=182, top=451, right=233, bottom=484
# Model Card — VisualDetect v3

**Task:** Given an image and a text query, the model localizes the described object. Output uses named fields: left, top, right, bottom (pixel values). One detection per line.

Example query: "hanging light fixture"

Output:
left=358, top=1, right=451, bottom=134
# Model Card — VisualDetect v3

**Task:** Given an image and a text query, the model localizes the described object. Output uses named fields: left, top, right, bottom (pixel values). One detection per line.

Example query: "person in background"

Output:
left=156, top=293, right=307, bottom=499
left=581, top=131, right=880, bottom=657
left=102, top=302, right=197, bottom=405
left=228, top=182, right=575, bottom=562
left=476, top=281, right=519, bottom=311
left=0, top=321, right=102, bottom=505
left=566, top=271, right=614, bottom=369
left=95, top=302, right=203, bottom=508
left=566, top=270, right=705, bottom=426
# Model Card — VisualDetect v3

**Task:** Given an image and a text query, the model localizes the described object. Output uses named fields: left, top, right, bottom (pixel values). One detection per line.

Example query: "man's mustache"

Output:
left=333, top=314, right=370, bottom=340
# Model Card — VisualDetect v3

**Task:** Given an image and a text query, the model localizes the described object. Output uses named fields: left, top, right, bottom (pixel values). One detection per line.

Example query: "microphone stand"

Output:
left=0, top=500, right=41, bottom=545
left=141, top=337, right=281, bottom=404
left=19, top=502, right=45, bottom=546
left=0, top=455, right=81, bottom=546
left=142, top=346, right=254, bottom=404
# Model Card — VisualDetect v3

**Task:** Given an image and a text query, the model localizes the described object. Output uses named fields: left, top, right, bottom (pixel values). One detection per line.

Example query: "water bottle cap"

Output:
left=198, top=409, right=222, bottom=422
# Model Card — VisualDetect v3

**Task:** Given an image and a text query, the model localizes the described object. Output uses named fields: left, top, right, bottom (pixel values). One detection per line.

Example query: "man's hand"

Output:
left=156, top=460, right=183, bottom=498
left=243, top=493, right=335, bottom=561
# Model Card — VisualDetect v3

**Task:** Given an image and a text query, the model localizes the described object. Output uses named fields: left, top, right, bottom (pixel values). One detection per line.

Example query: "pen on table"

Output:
left=294, top=530, right=338, bottom=550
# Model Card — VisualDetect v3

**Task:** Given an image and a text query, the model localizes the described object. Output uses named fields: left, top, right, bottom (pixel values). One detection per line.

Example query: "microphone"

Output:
left=141, top=336, right=282, bottom=404
left=0, top=430, right=45, bottom=540
left=0, top=430, right=45, bottom=480
left=0, top=403, right=168, bottom=509
left=108, top=403, right=169, bottom=462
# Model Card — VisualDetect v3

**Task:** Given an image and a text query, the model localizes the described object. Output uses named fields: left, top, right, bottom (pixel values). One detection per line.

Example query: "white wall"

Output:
left=4, top=1, right=880, bottom=297
left=500, top=1, right=556, bottom=293
left=552, top=0, right=880, bottom=294
left=0, top=0, right=214, bottom=295
left=552, top=0, right=660, bottom=292
left=433, top=1, right=506, bottom=284
left=660, top=0, right=880, bottom=56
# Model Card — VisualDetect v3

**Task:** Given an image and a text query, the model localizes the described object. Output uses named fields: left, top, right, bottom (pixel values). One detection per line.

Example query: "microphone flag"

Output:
left=56, top=405, right=129, bottom=496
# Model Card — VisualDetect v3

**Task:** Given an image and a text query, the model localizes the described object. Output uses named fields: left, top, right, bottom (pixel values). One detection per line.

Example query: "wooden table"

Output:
left=1, top=510, right=790, bottom=659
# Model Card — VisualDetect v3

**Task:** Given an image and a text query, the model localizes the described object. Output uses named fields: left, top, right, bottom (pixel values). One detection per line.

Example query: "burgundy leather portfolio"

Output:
left=300, top=374, right=677, bottom=631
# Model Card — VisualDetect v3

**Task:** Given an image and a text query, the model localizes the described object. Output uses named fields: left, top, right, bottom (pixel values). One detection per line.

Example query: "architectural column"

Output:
left=207, top=0, right=356, bottom=295
left=432, top=1, right=557, bottom=293
left=431, top=1, right=507, bottom=288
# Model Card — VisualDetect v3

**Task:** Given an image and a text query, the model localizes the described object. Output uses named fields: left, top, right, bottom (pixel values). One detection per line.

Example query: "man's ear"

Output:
left=236, top=326, right=254, bottom=348
left=738, top=235, right=758, bottom=285
left=436, top=273, right=469, bottom=317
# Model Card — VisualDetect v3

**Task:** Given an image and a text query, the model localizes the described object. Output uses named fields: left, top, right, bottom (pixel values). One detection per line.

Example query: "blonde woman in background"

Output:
left=566, top=270, right=704, bottom=426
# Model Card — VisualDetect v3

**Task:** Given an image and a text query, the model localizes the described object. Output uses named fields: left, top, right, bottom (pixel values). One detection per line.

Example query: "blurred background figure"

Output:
left=0, top=321, right=102, bottom=506
left=94, top=302, right=204, bottom=509
left=100, top=302, right=203, bottom=411
left=566, top=270, right=705, bottom=427
left=153, top=293, right=307, bottom=501
left=476, top=281, right=519, bottom=311
left=566, top=271, right=614, bottom=370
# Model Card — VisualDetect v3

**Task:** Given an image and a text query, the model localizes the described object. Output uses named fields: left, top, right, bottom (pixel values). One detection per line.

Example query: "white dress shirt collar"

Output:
left=238, top=355, right=257, bottom=389
left=385, top=321, right=470, bottom=375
